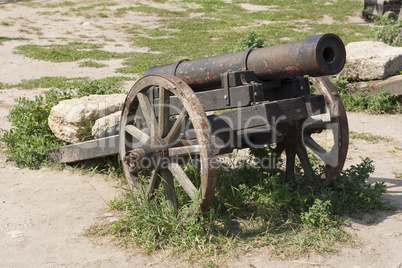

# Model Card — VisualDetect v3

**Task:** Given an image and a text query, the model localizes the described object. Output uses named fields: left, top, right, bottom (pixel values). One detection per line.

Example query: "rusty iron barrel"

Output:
left=144, top=33, right=346, bottom=90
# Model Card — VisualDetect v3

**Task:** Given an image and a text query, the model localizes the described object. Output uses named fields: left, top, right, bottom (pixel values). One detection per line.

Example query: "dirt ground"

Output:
left=1, top=1, right=401, bottom=267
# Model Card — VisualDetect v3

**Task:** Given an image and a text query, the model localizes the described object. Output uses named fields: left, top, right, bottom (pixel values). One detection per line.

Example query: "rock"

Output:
left=48, top=94, right=126, bottom=143
left=342, top=41, right=402, bottom=80
left=92, top=111, right=121, bottom=139
left=352, top=75, right=402, bottom=97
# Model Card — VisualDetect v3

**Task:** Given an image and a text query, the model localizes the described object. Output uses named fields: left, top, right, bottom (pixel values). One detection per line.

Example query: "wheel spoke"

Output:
left=168, top=145, right=200, bottom=157
left=160, top=169, right=178, bottom=211
left=164, top=108, right=188, bottom=145
left=125, top=125, right=150, bottom=145
left=295, top=142, right=316, bottom=184
left=285, top=146, right=295, bottom=179
left=168, top=162, right=197, bottom=198
left=146, top=169, right=160, bottom=197
left=137, top=92, right=159, bottom=137
left=304, top=120, right=333, bottom=133
left=304, top=135, right=328, bottom=156
left=158, top=87, right=170, bottom=138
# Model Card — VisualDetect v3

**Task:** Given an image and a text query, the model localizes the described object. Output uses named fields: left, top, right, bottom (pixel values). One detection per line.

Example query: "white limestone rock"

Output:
left=342, top=41, right=402, bottom=80
left=48, top=94, right=126, bottom=143
left=92, top=111, right=121, bottom=139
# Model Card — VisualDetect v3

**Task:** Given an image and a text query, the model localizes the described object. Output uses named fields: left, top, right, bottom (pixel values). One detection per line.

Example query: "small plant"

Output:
left=332, top=73, right=401, bottom=113
left=324, top=158, right=394, bottom=217
left=301, top=199, right=340, bottom=230
left=0, top=78, right=125, bottom=169
left=232, top=30, right=274, bottom=52
left=371, top=16, right=402, bottom=47
left=88, top=154, right=392, bottom=265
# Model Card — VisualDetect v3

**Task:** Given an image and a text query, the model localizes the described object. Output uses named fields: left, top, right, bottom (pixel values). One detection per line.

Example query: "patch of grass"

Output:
left=14, top=77, right=85, bottom=89
left=332, top=73, right=401, bottom=113
left=118, top=52, right=174, bottom=74
left=0, top=78, right=126, bottom=168
left=117, top=4, right=372, bottom=75
left=87, top=157, right=390, bottom=264
left=349, top=131, right=393, bottom=143
left=78, top=60, right=108, bottom=68
left=341, top=88, right=401, bottom=113
left=0, top=36, right=26, bottom=45
left=98, top=12, right=108, bottom=18
left=0, top=36, right=13, bottom=45
left=45, top=1, right=76, bottom=8
left=371, top=15, right=402, bottom=47
left=14, top=43, right=132, bottom=62
left=0, top=82, right=8, bottom=89
left=5, top=76, right=131, bottom=90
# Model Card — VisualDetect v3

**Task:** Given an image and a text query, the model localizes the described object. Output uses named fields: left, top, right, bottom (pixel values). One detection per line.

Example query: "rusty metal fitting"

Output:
left=123, top=148, right=147, bottom=172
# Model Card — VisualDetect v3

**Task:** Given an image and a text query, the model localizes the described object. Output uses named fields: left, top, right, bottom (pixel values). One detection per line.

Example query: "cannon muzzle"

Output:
left=144, top=33, right=346, bottom=90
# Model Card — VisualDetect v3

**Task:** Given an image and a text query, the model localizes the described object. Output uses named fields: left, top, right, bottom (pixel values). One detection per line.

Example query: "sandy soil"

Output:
left=1, top=1, right=401, bottom=267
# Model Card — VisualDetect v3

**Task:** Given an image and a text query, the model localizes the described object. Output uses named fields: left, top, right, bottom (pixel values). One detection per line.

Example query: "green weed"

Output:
left=111, top=0, right=372, bottom=75
left=78, top=60, right=108, bottom=68
left=0, top=36, right=26, bottom=45
left=350, top=131, right=393, bottom=143
left=15, top=43, right=131, bottom=62
left=14, top=77, right=85, bottom=89
left=371, top=16, right=402, bottom=47
left=0, top=36, right=12, bottom=45
left=325, top=158, right=394, bottom=217
left=0, top=78, right=125, bottom=168
left=89, top=156, right=388, bottom=264
left=332, top=74, right=401, bottom=113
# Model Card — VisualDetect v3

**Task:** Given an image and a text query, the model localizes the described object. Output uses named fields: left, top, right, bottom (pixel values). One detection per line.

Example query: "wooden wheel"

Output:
left=119, top=74, right=217, bottom=212
left=276, top=77, right=349, bottom=186
left=384, top=11, right=397, bottom=21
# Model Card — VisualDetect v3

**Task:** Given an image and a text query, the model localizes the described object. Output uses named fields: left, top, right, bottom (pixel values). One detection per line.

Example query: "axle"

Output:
left=144, top=34, right=346, bottom=90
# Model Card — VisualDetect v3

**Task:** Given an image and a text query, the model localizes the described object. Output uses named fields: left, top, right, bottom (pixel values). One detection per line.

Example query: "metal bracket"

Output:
left=172, top=59, right=189, bottom=76
left=221, top=71, right=231, bottom=106
left=252, top=82, right=264, bottom=103
left=242, top=45, right=262, bottom=70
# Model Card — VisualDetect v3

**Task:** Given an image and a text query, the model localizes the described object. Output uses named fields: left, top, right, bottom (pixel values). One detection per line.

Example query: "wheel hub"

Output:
left=123, top=136, right=168, bottom=172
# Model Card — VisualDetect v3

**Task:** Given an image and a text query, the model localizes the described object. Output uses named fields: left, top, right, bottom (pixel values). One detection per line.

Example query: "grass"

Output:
left=0, top=36, right=26, bottom=45
left=12, top=0, right=374, bottom=76
left=1, top=1, right=400, bottom=265
left=14, top=42, right=132, bottom=62
left=85, top=157, right=392, bottom=266
left=0, top=77, right=126, bottom=168
left=0, top=37, right=13, bottom=45
left=349, top=131, right=393, bottom=143
left=332, top=73, right=401, bottom=114
left=78, top=60, right=108, bottom=68
left=0, top=76, right=132, bottom=90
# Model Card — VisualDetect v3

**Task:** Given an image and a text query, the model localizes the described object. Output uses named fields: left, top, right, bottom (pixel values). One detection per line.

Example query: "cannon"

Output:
left=49, top=34, right=349, bottom=212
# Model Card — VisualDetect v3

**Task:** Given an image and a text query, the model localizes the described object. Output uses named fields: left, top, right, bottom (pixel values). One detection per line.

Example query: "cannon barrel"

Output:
left=144, top=34, right=346, bottom=90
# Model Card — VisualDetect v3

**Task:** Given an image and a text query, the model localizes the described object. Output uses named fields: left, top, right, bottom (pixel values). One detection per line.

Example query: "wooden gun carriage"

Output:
left=50, top=34, right=349, bottom=212
left=360, top=0, right=402, bottom=20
